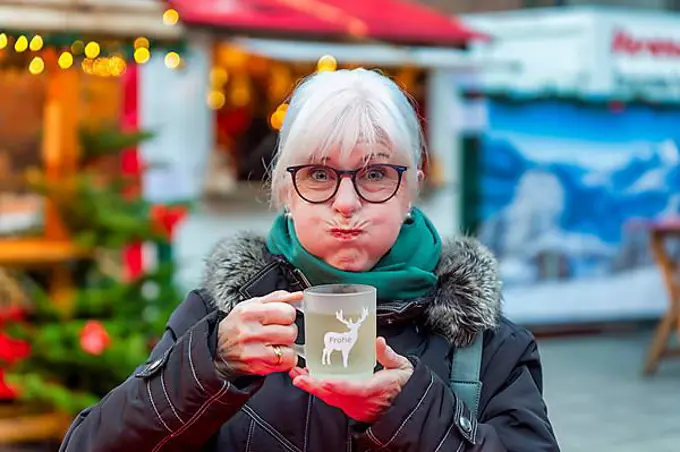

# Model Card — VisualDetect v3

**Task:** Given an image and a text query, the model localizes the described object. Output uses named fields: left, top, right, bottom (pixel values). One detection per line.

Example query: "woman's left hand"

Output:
left=289, top=337, right=414, bottom=423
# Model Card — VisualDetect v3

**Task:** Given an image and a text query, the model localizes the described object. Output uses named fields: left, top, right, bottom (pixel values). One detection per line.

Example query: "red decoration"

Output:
left=0, top=369, right=18, bottom=399
left=0, top=306, right=30, bottom=400
left=0, top=333, right=30, bottom=365
left=79, top=321, right=111, bottom=356
left=151, top=204, right=188, bottom=239
left=121, top=63, right=144, bottom=280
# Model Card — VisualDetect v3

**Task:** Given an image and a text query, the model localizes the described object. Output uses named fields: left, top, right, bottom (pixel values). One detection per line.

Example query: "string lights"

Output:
left=0, top=6, right=185, bottom=77
left=28, top=56, right=44, bottom=75
left=316, top=54, right=337, bottom=72
left=162, top=8, right=180, bottom=26
left=270, top=103, right=288, bottom=130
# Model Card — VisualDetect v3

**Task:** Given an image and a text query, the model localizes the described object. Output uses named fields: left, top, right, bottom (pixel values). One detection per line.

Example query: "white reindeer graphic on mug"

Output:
left=321, top=307, right=369, bottom=368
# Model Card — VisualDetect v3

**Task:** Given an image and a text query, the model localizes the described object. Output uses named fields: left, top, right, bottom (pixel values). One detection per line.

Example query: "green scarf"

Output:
left=266, top=207, right=442, bottom=301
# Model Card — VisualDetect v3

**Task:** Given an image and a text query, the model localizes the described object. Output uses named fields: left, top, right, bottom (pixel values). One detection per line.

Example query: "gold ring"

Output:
left=272, top=345, right=283, bottom=365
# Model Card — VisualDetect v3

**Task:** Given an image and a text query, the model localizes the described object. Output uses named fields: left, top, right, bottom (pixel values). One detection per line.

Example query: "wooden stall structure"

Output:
left=644, top=221, right=680, bottom=375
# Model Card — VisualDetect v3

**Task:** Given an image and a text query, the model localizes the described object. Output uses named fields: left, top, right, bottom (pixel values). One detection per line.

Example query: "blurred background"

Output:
left=0, top=0, right=679, bottom=451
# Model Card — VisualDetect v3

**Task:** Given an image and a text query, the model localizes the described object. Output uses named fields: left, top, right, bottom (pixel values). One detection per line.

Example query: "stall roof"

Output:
left=0, top=0, right=182, bottom=38
left=171, top=0, right=488, bottom=46
left=228, top=37, right=516, bottom=70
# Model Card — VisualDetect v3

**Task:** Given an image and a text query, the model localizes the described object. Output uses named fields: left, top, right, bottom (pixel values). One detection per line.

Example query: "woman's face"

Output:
left=287, top=144, right=416, bottom=272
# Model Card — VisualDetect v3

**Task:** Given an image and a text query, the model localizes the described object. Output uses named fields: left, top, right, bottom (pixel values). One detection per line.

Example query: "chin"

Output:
left=326, top=255, right=373, bottom=272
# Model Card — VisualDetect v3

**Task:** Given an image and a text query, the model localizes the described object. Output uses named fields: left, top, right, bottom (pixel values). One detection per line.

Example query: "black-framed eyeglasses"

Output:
left=286, top=164, right=408, bottom=204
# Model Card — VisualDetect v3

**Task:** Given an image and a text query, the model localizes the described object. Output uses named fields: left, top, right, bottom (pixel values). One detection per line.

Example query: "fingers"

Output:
left=292, top=375, right=332, bottom=399
left=255, top=324, right=298, bottom=345
left=259, top=290, right=304, bottom=304
left=288, top=366, right=309, bottom=380
left=376, top=337, right=411, bottom=370
left=243, top=302, right=297, bottom=325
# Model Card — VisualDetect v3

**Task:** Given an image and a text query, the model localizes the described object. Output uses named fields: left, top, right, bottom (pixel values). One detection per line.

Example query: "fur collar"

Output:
left=201, top=232, right=502, bottom=347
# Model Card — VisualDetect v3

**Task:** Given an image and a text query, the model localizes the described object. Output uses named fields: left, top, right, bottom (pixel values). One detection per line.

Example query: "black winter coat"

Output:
left=59, top=234, right=560, bottom=452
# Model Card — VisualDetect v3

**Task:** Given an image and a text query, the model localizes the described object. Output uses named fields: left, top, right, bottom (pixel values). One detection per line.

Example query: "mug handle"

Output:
left=290, top=301, right=306, bottom=360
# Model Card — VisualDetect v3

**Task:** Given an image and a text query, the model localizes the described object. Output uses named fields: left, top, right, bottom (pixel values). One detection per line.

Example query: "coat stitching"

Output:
left=303, top=396, right=313, bottom=452
left=434, top=422, right=456, bottom=452
left=160, top=372, right=184, bottom=425
left=242, top=405, right=302, bottom=452
left=366, top=429, right=383, bottom=448
left=146, top=380, right=172, bottom=433
left=187, top=331, right=207, bottom=393
left=151, top=380, right=229, bottom=452
left=369, top=373, right=435, bottom=449
left=238, top=262, right=278, bottom=299
left=246, top=419, right=255, bottom=452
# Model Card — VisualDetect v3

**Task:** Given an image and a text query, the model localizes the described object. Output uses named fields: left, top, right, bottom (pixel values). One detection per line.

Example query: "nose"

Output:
left=331, top=177, right=361, bottom=216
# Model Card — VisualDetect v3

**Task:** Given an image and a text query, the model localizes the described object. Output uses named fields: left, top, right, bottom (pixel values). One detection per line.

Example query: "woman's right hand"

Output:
left=215, top=290, right=303, bottom=377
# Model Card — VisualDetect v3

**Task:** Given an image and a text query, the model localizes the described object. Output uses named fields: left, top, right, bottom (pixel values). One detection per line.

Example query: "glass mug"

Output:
left=292, top=284, right=377, bottom=381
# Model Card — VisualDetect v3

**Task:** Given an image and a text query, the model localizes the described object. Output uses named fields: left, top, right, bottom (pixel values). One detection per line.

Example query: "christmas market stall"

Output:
left=0, top=0, right=189, bottom=445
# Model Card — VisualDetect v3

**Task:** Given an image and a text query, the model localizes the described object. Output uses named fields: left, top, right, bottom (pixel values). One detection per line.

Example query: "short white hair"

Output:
left=269, top=68, right=425, bottom=208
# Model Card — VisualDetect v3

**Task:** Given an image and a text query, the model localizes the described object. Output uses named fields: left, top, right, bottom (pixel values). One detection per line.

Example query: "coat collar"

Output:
left=201, top=232, right=502, bottom=347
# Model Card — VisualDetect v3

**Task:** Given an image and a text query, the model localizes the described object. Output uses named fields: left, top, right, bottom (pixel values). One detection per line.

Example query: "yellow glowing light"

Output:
left=134, top=37, right=150, bottom=49
left=134, top=47, right=151, bottom=64
left=93, top=58, right=111, bottom=77
left=207, top=91, right=226, bottom=110
left=109, top=55, right=127, bottom=77
left=81, top=58, right=95, bottom=75
left=84, top=42, right=100, bottom=59
left=58, top=51, right=74, bottom=69
left=217, top=44, right=248, bottom=69
left=71, top=40, right=85, bottom=54
left=28, top=56, right=44, bottom=75
left=163, top=8, right=180, bottom=26
left=164, top=51, right=181, bottom=69
left=14, top=36, right=28, bottom=52
left=29, top=35, right=43, bottom=51
left=0, top=34, right=7, bottom=50
left=210, top=67, right=229, bottom=86
left=316, top=54, right=337, bottom=72
left=270, top=107, right=287, bottom=130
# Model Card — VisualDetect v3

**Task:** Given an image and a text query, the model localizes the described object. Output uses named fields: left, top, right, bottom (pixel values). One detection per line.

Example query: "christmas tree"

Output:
left=1, top=125, right=188, bottom=416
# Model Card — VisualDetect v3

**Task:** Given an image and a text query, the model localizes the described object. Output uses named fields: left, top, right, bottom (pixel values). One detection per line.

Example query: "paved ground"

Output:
left=538, top=330, right=680, bottom=451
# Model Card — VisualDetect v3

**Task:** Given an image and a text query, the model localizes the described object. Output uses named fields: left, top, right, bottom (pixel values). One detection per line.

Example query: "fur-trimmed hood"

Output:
left=201, top=233, right=502, bottom=347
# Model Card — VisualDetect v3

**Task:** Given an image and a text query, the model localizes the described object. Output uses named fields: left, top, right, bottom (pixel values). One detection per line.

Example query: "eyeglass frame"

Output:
left=285, top=163, right=409, bottom=204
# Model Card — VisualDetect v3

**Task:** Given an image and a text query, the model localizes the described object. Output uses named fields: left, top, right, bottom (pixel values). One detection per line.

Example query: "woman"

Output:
left=60, top=69, right=559, bottom=451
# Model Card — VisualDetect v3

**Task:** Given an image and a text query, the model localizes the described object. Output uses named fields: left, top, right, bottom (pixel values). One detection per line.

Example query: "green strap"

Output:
left=450, top=333, right=484, bottom=419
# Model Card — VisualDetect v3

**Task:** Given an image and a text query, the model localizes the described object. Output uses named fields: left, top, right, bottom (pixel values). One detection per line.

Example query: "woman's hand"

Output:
left=290, top=337, right=414, bottom=423
left=216, top=290, right=303, bottom=376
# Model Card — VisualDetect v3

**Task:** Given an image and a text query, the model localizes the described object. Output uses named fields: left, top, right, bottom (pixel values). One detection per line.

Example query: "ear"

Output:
left=417, top=169, right=425, bottom=190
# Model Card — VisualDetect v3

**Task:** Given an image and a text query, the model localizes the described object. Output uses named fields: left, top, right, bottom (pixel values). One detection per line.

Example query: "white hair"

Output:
left=269, top=68, right=425, bottom=208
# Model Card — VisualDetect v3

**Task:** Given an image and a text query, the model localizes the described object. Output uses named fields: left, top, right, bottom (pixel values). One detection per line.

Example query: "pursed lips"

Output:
left=328, top=228, right=364, bottom=239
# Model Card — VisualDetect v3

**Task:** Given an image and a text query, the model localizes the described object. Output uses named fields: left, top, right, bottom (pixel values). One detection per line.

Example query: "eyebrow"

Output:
left=319, top=152, right=392, bottom=163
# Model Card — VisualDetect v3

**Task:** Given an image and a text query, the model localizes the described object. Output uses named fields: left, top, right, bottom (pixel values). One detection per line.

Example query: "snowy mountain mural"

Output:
left=476, top=100, right=680, bottom=323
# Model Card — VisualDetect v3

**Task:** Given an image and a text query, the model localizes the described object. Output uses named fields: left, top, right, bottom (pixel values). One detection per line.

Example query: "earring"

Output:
left=404, top=209, right=413, bottom=224
left=284, top=208, right=292, bottom=219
